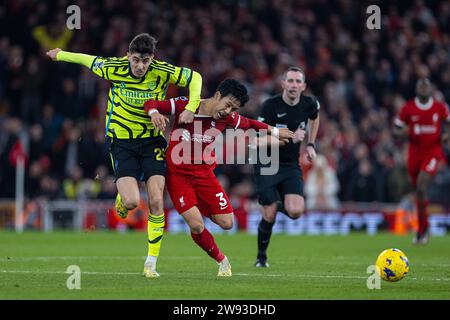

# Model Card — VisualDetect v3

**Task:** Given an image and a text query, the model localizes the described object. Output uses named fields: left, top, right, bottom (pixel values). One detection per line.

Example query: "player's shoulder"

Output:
left=101, top=56, right=129, bottom=66
left=173, top=96, right=188, bottom=101
left=218, top=111, right=239, bottom=125
left=433, top=99, right=449, bottom=109
left=262, top=94, right=282, bottom=108
left=264, top=94, right=282, bottom=104
left=301, top=94, right=320, bottom=108
left=402, top=99, right=416, bottom=110
left=173, top=96, right=189, bottom=105
left=151, top=59, right=177, bottom=74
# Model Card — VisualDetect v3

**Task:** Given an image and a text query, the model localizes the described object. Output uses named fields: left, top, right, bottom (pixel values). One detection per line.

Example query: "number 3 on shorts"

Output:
left=216, top=192, right=228, bottom=208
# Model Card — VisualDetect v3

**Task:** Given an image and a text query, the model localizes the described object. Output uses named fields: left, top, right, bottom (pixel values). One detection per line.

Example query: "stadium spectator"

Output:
left=346, top=158, right=381, bottom=203
left=304, top=155, right=340, bottom=210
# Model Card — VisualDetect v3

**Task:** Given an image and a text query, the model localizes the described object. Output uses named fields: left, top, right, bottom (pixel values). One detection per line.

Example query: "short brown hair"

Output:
left=129, top=33, right=157, bottom=55
left=284, top=66, right=306, bottom=82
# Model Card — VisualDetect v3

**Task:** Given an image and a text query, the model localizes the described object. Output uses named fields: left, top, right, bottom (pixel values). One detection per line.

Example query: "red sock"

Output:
left=416, top=199, right=429, bottom=234
left=191, top=228, right=225, bottom=263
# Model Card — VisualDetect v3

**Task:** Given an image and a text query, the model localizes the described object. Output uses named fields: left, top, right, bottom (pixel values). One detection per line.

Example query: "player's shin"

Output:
left=257, top=218, right=275, bottom=260
left=146, top=213, right=165, bottom=267
left=416, top=199, right=429, bottom=235
left=191, top=228, right=225, bottom=263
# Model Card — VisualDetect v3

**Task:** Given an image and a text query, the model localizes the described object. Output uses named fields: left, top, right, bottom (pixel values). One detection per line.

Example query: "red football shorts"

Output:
left=408, top=146, right=447, bottom=186
left=166, top=168, right=233, bottom=217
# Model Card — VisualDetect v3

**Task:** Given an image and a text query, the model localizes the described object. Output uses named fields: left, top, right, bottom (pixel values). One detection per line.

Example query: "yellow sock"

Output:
left=148, top=213, right=165, bottom=257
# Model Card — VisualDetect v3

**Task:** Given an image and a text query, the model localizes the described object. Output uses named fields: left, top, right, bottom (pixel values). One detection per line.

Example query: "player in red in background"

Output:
left=144, top=79, right=293, bottom=276
left=394, top=78, right=450, bottom=245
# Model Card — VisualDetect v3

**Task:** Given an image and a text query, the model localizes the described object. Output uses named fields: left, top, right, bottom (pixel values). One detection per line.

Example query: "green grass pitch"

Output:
left=1, top=231, right=449, bottom=299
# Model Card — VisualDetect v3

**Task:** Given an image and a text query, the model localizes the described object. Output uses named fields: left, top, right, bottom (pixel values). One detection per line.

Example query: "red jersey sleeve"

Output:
left=226, top=112, right=269, bottom=130
left=395, top=103, right=410, bottom=127
left=144, top=96, right=189, bottom=116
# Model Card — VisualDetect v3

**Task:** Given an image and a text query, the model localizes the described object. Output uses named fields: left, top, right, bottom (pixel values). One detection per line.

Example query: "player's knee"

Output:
left=219, top=219, right=234, bottom=230
left=287, top=208, right=304, bottom=220
left=285, top=204, right=304, bottom=220
left=416, top=184, right=428, bottom=200
left=263, top=212, right=276, bottom=223
left=263, top=204, right=277, bottom=222
left=122, top=196, right=139, bottom=210
left=189, top=221, right=205, bottom=234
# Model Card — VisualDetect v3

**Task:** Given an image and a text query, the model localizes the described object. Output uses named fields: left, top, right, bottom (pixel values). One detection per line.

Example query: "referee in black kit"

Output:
left=253, top=66, right=320, bottom=267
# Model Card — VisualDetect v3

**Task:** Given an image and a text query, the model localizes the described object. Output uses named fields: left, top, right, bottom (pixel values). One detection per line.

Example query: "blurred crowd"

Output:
left=1, top=0, right=450, bottom=209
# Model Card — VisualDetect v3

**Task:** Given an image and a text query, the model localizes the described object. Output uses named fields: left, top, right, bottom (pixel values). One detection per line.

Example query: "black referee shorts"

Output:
left=108, top=136, right=167, bottom=182
left=254, top=164, right=304, bottom=206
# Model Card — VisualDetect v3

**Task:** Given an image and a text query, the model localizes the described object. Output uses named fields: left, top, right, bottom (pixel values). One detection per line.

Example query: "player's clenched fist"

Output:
left=46, top=48, right=61, bottom=60
left=178, top=109, right=195, bottom=124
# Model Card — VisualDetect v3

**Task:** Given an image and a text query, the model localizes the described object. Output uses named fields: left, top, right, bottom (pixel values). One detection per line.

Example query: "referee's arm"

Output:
left=305, top=99, right=321, bottom=163
left=307, top=114, right=320, bottom=147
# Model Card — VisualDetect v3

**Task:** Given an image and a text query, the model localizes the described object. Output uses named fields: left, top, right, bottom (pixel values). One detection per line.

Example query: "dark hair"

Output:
left=284, top=66, right=306, bottom=82
left=128, top=33, right=157, bottom=55
left=217, top=79, right=249, bottom=107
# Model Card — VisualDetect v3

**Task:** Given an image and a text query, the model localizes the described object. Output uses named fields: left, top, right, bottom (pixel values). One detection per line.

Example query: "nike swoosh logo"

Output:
left=148, top=235, right=163, bottom=244
left=277, top=113, right=287, bottom=118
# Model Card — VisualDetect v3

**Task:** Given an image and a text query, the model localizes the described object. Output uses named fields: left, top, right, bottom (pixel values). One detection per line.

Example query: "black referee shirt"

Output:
left=256, top=94, right=320, bottom=166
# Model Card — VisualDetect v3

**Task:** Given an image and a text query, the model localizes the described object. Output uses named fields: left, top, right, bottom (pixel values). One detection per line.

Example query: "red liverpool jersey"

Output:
left=144, top=96, right=268, bottom=173
left=395, top=97, right=450, bottom=184
left=395, top=97, right=450, bottom=147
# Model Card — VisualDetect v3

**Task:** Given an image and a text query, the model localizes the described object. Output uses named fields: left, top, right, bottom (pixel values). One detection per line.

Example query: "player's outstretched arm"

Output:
left=178, top=71, right=202, bottom=124
left=144, top=97, right=189, bottom=131
left=46, top=48, right=96, bottom=68
left=232, top=114, right=294, bottom=144
left=252, top=127, right=293, bottom=147
left=253, top=135, right=288, bottom=148
left=267, top=126, right=294, bottom=143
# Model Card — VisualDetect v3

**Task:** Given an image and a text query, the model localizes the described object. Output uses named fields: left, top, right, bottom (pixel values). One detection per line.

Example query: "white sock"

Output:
left=218, top=256, right=227, bottom=264
left=145, top=255, right=157, bottom=267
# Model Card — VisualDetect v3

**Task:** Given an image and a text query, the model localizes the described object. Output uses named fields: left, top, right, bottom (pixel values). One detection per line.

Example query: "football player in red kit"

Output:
left=394, top=78, right=450, bottom=244
left=144, top=79, right=293, bottom=276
